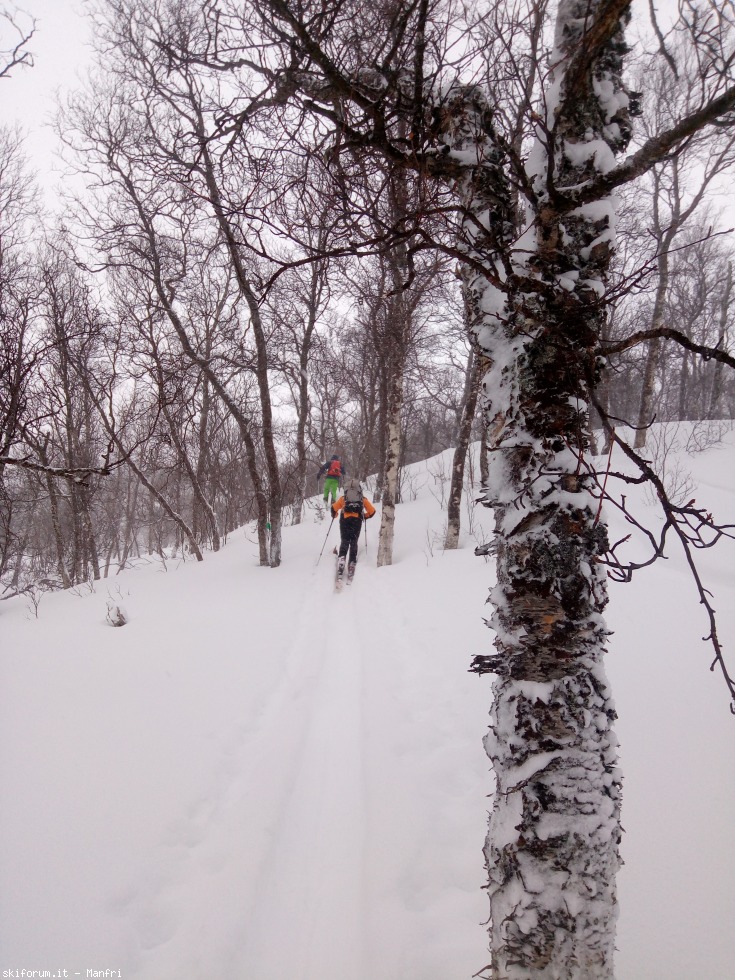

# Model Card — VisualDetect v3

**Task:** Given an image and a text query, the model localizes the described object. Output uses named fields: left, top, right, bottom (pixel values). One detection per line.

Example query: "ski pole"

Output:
left=317, top=516, right=335, bottom=565
left=363, top=518, right=368, bottom=556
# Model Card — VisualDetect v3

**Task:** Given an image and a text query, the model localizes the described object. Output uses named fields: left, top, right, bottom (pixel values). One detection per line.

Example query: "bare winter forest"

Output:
left=1, top=1, right=734, bottom=977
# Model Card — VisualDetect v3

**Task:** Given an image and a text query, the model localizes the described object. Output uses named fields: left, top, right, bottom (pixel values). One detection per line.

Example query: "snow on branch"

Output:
left=567, top=83, right=735, bottom=209
left=0, top=441, right=119, bottom=482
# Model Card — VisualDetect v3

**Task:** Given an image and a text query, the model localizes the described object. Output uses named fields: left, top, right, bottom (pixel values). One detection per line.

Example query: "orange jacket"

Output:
left=331, top=495, right=376, bottom=521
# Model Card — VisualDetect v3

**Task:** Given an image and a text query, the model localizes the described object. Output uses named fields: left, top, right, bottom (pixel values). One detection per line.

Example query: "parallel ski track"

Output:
left=129, top=556, right=366, bottom=979
left=238, top=562, right=368, bottom=980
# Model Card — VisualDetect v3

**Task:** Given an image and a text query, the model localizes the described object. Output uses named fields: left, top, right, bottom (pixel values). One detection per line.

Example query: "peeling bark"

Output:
left=440, top=1, right=632, bottom=971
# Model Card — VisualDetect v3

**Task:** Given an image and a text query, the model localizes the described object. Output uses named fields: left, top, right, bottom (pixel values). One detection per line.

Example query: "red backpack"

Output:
left=327, top=459, right=342, bottom=478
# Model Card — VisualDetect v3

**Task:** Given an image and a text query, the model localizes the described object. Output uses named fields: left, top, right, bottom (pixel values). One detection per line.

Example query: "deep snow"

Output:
left=1, top=430, right=733, bottom=979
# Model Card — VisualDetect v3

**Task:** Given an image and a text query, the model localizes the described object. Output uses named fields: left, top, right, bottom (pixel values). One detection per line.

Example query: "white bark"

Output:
left=376, top=367, right=403, bottom=567
left=440, top=0, right=631, bottom=971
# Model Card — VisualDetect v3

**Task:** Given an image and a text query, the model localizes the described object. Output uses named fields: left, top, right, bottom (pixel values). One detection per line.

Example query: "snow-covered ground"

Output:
left=1, top=428, right=733, bottom=980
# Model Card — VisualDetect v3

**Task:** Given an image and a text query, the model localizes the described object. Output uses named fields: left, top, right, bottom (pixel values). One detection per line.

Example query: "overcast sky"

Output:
left=1, top=0, right=91, bottom=202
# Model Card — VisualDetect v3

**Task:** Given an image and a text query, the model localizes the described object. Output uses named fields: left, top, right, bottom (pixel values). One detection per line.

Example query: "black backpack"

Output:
left=344, top=483, right=364, bottom=515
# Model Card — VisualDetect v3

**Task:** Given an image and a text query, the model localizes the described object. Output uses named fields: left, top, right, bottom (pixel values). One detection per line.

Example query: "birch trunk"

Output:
left=634, top=247, right=670, bottom=447
left=81, top=381, right=204, bottom=563
left=291, top=268, right=321, bottom=525
left=373, top=368, right=388, bottom=502
left=479, top=422, right=489, bottom=488
left=161, top=398, right=220, bottom=552
left=192, top=104, right=282, bottom=566
left=195, top=373, right=221, bottom=551
left=444, top=346, right=481, bottom=550
left=290, top=356, right=309, bottom=526
left=709, top=260, right=732, bottom=419
left=110, top=160, right=270, bottom=565
left=376, top=361, right=404, bottom=566
left=117, top=474, right=141, bottom=573
left=80, top=487, right=100, bottom=581
left=10, top=482, right=40, bottom=589
left=128, top=455, right=203, bottom=562
left=376, top=234, right=410, bottom=567
left=46, top=472, right=71, bottom=589
left=442, top=1, right=632, bottom=972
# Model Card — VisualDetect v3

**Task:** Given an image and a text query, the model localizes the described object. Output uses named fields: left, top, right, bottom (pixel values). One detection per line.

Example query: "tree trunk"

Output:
left=195, top=373, right=221, bottom=550
left=160, top=389, right=220, bottom=553
left=634, top=248, right=670, bottom=447
left=10, top=480, right=40, bottom=589
left=192, top=104, right=282, bottom=565
left=479, top=421, right=489, bottom=488
left=375, top=167, right=413, bottom=566
left=131, top=455, right=203, bottom=561
left=677, top=349, right=689, bottom=420
left=709, top=260, right=732, bottom=419
left=444, top=345, right=481, bottom=550
left=376, top=257, right=409, bottom=567
left=376, top=353, right=405, bottom=566
left=117, top=472, right=141, bottom=573
left=373, top=366, right=388, bottom=502
left=441, top=1, right=630, bottom=969
left=291, top=272, right=320, bottom=525
left=83, top=382, right=204, bottom=563
left=111, top=158, right=270, bottom=565
left=80, top=486, right=100, bottom=581
left=37, top=437, right=72, bottom=589
left=46, top=473, right=71, bottom=589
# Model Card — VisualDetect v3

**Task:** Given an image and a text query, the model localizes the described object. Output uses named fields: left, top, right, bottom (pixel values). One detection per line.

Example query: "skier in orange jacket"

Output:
left=331, top=478, right=376, bottom=580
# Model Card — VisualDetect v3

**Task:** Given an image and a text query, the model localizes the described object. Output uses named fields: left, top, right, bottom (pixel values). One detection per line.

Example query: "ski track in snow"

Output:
left=124, top=557, right=372, bottom=980
left=121, top=544, right=487, bottom=980
left=239, top=574, right=367, bottom=980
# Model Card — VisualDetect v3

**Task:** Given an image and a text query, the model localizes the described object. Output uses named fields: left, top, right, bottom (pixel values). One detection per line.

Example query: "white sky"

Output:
left=0, top=0, right=90, bottom=202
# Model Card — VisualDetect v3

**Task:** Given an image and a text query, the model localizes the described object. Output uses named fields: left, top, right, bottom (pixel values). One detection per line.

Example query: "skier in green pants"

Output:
left=317, top=455, right=346, bottom=507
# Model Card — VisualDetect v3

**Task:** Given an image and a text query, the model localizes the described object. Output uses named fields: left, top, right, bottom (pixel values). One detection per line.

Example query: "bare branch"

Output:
left=0, top=10, right=35, bottom=79
left=590, top=396, right=735, bottom=711
left=602, top=326, right=735, bottom=367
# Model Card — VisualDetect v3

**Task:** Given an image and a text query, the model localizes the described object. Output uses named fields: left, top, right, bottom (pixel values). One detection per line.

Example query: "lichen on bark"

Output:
left=437, top=1, right=635, bottom=975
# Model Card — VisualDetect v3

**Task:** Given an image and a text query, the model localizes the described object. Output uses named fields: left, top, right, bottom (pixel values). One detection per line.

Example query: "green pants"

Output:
left=323, top=476, right=339, bottom=505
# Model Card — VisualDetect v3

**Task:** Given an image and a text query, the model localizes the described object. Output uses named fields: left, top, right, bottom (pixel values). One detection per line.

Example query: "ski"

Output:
left=346, top=562, right=356, bottom=585
left=334, top=555, right=346, bottom=592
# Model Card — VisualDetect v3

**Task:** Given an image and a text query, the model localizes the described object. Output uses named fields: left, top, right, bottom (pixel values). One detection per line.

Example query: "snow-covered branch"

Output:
left=568, top=83, right=735, bottom=208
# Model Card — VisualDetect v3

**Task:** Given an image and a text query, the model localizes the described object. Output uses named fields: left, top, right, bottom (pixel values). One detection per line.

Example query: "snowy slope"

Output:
left=1, top=432, right=733, bottom=980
